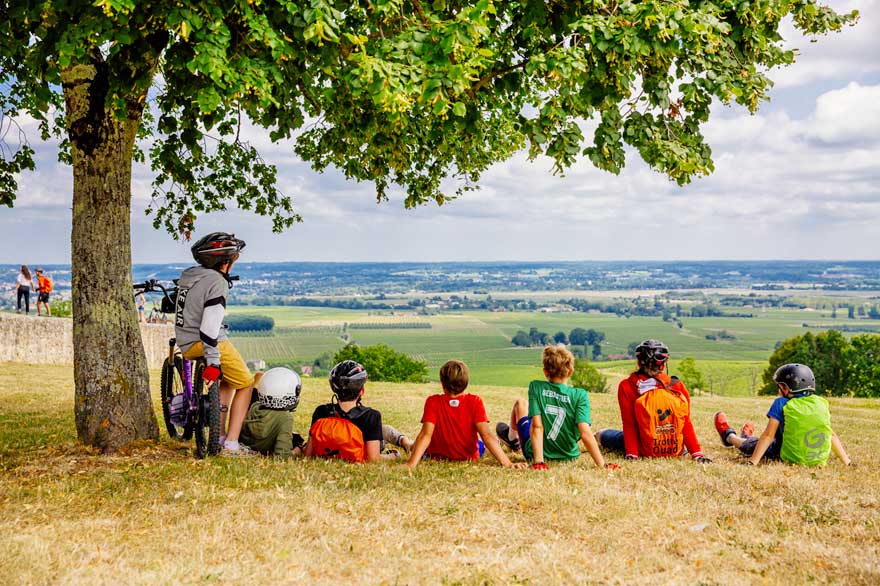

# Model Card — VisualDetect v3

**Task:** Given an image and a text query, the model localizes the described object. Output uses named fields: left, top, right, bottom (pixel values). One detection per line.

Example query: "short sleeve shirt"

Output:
left=527, top=380, right=591, bottom=461
left=311, top=403, right=383, bottom=443
left=421, top=393, right=488, bottom=461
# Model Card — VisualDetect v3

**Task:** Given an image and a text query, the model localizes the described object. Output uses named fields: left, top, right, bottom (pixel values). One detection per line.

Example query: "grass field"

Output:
left=226, top=306, right=880, bottom=394
left=2, top=363, right=878, bottom=584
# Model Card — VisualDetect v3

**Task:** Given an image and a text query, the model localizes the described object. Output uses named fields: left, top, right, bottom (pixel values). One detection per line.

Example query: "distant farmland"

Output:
left=227, top=305, right=880, bottom=394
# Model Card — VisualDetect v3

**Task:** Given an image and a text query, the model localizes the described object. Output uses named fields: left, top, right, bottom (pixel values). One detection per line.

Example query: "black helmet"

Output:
left=191, top=232, right=246, bottom=269
left=635, top=339, right=669, bottom=367
left=329, top=360, right=368, bottom=401
left=773, top=363, right=815, bottom=394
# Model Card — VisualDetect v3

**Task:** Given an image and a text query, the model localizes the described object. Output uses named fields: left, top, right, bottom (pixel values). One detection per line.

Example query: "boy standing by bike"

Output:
left=175, top=232, right=254, bottom=456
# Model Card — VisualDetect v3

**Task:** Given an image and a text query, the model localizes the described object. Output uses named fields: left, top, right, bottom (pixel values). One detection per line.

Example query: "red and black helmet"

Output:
left=190, top=232, right=246, bottom=269
left=635, top=339, right=669, bottom=368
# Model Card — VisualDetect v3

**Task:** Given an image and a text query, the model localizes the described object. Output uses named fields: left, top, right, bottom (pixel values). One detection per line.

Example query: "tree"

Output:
left=842, top=335, right=880, bottom=398
left=760, top=331, right=848, bottom=396
left=571, top=358, right=609, bottom=394
left=675, top=357, right=705, bottom=393
left=333, top=343, right=427, bottom=384
left=511, top=331, right=532, bottom=347
left=1, top=2, right=857, bottom=449
left=553, top=331, right=568, bottom=345
left=569, top=328, right=589, bottom=346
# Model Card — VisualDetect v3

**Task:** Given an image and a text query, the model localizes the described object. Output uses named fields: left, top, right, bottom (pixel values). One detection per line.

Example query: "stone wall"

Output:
left=0, top=313, right=174, bottom=368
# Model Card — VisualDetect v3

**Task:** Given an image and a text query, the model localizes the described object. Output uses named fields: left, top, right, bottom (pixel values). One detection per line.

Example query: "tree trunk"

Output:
left=63, top=61, right=158, bottom=450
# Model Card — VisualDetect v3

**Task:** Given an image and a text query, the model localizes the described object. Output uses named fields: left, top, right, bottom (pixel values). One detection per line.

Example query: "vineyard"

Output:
left=226, top=305, right=880, bottom=394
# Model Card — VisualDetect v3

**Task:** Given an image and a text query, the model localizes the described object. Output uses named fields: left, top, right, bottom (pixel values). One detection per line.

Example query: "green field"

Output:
left=227, top=305, right=880, bottom=394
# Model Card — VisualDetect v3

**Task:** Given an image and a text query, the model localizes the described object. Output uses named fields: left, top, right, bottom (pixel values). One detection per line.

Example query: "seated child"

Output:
left=240, top=367, right=305, bottom=458
left=497, top=344, right=614, bottom=470
left=305, top=360, right=412, bottom=463
left=596, top=339, right=710, bottom=463
left=406, top=360, right=526, bottom=470
left=714, top=363, right=852, bottom=466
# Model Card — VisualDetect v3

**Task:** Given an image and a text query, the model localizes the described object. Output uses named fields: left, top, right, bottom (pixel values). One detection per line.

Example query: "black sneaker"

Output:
left=496, top=422, right=520, bottom=452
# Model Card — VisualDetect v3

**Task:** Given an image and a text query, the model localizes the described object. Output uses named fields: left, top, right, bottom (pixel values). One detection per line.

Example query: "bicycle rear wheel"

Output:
left=160, top=356, right=192, bottom=441
left=193, top=364, right=222, bottom=458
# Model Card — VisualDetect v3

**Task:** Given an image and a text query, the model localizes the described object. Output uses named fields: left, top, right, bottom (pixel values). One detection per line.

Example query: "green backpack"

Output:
left=780, top=394, right=832, bottom=467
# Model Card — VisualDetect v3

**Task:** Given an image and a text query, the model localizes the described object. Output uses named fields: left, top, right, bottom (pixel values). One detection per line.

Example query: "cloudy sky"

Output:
left=3, top=0, right=878, bottom=264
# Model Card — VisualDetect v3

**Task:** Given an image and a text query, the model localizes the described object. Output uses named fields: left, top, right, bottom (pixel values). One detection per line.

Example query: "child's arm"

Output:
left=831, top=432, right=852, bottom=465
left=405, top=422, right=435, bottom=469
left=476, top=422, right=526, bottom=469
left=530, top=415, right=545, bottom=467
left=304, top=436, right=316, bottom=458
left=578, top=422, right=607, bottom=468
left=364, top=440, right=381, bottom=463
left=747, top=418, right=780, bottom=465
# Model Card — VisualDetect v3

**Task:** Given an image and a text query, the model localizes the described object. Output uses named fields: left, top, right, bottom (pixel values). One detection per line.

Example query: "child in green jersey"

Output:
left=497, top=344, right=617, bottom=470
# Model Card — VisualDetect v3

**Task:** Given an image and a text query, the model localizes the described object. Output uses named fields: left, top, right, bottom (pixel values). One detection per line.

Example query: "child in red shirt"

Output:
left=406, top=360, right=525, bottom=469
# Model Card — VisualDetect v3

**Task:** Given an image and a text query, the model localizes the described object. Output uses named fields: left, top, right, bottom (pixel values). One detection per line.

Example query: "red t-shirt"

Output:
left=421, top=393, right=488, bottom=461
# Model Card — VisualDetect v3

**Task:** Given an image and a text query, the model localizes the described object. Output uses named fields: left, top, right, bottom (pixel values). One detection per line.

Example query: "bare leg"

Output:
left=383, top=424, right=414, bottom=451
left=509, top=398, right=528, bottom=439
left=224, top=384, right=253, bottom=443
left=727, top=433, right=747, bottom=449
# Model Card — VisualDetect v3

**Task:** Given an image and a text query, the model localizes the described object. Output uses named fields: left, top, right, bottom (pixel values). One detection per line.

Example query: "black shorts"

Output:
left=38, top=292, right=50, bottom=303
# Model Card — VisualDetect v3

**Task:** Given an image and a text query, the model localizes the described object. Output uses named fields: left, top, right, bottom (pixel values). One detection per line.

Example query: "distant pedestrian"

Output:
left=35, top=268, right=53, bottom=316
left=136, top=291, right=146, bottom=322
left=15, top=265, right=35, bottom=315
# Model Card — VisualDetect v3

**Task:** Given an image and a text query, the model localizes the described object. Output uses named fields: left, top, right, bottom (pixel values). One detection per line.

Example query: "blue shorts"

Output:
left=516, top=416, right=532, bottom=460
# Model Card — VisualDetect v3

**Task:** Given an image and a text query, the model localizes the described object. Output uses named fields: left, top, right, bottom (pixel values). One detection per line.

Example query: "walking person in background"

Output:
left=15, top=265, right=35, bottom=315
left=35, top=268, right=53, bottom=316
left=136, top=291, right=146, bottom=322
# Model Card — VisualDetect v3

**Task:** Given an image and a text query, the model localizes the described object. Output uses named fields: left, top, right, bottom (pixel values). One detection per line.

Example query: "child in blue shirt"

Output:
left=714, top=363, right=852, bottom=466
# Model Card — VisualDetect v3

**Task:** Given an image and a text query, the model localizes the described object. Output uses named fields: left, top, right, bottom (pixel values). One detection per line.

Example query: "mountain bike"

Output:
left=134, top=279, right=221, bottom=458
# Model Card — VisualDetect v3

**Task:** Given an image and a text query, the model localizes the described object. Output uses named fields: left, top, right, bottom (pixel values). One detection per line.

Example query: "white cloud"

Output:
left=807, top=82, right=880, bottom=143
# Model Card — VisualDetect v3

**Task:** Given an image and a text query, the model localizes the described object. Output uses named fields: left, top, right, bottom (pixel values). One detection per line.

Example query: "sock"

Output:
left=224, top=440, right=240, bottom=451
left=508, top=426, right=518, bottom=441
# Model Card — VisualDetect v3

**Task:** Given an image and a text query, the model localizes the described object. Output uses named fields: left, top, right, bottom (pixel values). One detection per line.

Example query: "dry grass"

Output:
left=1, top=362, right=878, bottom=585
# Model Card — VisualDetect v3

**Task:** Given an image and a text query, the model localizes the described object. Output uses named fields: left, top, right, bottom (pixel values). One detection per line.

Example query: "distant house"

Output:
left=247, top=359, right=267, bottom=371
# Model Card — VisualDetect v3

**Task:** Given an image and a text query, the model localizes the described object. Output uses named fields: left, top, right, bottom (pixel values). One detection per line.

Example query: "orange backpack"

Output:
left=309, top=410, right=366, bottom=463
left=39, top=275, right=53, bottom=293
left=633, top=377, right=690, bottom=457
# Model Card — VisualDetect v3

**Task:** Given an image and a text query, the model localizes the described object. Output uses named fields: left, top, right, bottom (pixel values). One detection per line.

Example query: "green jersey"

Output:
left=240, top=402, right=294, bottom=458
left=525, top=380, right=591, bottom=461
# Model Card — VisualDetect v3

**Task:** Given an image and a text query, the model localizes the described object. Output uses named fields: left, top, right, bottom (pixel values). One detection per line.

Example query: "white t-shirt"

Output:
left=16, top=274, right=31, bottom=287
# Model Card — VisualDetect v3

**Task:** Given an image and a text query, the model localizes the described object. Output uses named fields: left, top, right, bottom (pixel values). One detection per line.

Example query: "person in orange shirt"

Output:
left=596, top=339, right=711, bottom=463
left=35, top=268, right=53, bottom=316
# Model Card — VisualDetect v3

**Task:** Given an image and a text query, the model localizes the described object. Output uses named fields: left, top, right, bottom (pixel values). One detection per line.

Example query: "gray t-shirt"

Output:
left=173, top=266, right=229, bottom=365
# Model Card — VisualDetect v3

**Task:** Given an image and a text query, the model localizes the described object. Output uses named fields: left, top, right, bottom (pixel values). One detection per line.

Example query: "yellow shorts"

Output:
left=183, top=340, right=254, bottom=390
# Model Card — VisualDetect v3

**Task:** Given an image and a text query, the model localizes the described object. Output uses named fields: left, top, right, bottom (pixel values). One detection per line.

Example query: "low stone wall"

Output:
left=0, top=313, right=174, bottom=368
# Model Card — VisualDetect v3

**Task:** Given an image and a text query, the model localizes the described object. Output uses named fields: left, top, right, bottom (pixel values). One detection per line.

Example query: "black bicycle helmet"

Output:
left=191, top=232, right=246, bottom=269
left=773, top=363, right=815, bottom=394
left=635, top=339, right=670, bottom=367
left=329, top=360, right=368, bottom=401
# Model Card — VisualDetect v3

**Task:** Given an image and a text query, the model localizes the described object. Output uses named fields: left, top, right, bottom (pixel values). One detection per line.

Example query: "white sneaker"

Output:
left=221, top=443, right=256, bottom=457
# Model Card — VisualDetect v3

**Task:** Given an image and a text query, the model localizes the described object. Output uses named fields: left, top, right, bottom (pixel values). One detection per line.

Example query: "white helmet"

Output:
left=257, top=368, right=302, bottom=411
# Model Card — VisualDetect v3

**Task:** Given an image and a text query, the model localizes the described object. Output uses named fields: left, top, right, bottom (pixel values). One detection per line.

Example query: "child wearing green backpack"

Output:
left=713, top=363, right=852, bottom=467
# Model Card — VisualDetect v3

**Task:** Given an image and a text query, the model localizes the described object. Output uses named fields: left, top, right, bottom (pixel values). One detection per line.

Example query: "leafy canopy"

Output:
left=1, top=1, right=858, bottom=233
